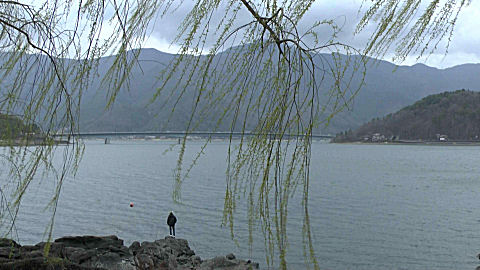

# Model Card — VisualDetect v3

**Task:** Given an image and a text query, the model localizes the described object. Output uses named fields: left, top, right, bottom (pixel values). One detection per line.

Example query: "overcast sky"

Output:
left=140, top=0, right=480, bottom=69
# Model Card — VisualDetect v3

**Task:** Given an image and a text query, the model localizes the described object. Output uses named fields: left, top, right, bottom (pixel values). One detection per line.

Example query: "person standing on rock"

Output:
left=167, top=211, right=177, bottom=236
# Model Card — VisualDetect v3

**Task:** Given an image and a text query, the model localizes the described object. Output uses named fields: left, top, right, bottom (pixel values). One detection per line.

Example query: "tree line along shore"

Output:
left=333, top=90, right=480, bottom=144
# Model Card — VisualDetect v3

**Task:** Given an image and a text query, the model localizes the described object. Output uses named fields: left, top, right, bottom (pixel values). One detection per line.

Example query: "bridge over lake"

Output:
left=53, top=131, right=333, bottom=140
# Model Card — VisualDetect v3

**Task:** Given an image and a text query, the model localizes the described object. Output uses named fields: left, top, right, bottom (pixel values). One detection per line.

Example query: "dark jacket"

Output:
left=167, top=212, right=177, bottom=226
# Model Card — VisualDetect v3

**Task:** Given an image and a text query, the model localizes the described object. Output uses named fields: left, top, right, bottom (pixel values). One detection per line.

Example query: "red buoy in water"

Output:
left=129, top=202, right=134, bottom=207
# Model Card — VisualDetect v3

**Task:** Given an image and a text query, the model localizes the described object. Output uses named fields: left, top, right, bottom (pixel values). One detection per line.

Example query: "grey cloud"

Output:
left=147, top=1, right=367, bottom=50
left=145, top=1, right=480, bottom=68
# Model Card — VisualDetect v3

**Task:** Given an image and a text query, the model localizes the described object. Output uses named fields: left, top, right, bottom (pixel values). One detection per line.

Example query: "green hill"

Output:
left=0, top=114, right=49, bottom=146
left=0, top=114, right=40, bottom=138
left=333, top=90, right=480, bottom=142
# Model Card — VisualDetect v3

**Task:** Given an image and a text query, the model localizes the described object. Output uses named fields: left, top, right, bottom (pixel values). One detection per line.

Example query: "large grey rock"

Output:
left=54, top=235, right=124, bottom=250
left=128, top=241, right=140, bottom=254
left=0, top=238, right=20, bottom=248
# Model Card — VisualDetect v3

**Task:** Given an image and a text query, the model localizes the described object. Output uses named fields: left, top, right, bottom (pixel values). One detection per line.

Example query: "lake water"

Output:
left=2, top=140, right=480, bottom=269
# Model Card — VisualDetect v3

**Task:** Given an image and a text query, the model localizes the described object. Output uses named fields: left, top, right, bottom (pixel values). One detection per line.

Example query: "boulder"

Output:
left=0, top=238, right=20, bottom=248
left=128, top=241, right=140, bottom=255
left=54, top=235, right=123, bottom=250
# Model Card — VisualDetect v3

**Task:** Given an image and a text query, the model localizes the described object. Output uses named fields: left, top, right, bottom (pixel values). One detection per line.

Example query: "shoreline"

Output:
left=332, top=140, right=480, bottom=146
left=0, top=235, right=259, bottom=270
left=0, top=138, right=69, bottom=147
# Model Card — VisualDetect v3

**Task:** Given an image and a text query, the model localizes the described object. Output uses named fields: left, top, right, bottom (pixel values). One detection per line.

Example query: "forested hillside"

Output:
left=334, top=90, right=480, bottom=142
left=0, top=114, right=40, bottom=139
left=77, top=49, right=480, bottom=134
left=2, top=48, right=480, bottom=134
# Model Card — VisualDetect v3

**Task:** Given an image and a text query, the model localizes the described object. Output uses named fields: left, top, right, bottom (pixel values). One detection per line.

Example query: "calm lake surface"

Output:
left=3, top=140, right=480, bottom=269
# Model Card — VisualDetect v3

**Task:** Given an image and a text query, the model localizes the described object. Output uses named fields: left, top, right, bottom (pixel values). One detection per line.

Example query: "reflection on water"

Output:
left=3, top=140, right=480, bottom=269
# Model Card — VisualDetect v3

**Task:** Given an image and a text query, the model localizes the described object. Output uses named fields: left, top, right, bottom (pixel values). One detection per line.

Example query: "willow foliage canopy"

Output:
left=0, top=0, right=469, bottom=268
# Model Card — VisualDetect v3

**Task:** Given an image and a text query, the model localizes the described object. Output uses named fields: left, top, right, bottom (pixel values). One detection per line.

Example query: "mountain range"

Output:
left=76, top=48, right=480, bottom=134
left=2, top=48, right=479, bottom=134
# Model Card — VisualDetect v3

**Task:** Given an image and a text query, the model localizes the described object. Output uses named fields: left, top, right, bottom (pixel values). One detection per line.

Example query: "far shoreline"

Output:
left=332, top=140, right=480, bottom=146
left=0, top=139, right=69, bottom=147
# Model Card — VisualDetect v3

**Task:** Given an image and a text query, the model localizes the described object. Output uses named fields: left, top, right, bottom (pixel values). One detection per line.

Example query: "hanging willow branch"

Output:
left=0, top=0, right=158, bottom=252
left=152, top=1, right=367, bottom=269
left=0, top=0, right=469, bottom=269
left=357, top=0, right=470, bottom=62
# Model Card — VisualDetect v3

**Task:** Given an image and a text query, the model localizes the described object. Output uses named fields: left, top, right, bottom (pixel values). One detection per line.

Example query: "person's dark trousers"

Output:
left=169, top=225, right=175, bottom=236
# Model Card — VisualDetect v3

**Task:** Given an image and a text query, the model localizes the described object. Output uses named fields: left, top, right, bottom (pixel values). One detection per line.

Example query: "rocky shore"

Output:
left=0, top=235, right=259, bottom=270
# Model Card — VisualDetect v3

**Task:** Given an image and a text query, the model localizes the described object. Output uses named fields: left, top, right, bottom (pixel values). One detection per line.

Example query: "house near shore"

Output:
left=372, top=133, right=386, bottom=142
left=436, top=134, right=448, bottom=142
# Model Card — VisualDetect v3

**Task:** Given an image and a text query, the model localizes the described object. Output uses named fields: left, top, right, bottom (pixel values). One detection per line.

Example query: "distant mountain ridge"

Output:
left=76, top=48, right=480, bottom=134
left=333, top=90, right=480, bottom=142
left=3, top=48, right=479, bottom=134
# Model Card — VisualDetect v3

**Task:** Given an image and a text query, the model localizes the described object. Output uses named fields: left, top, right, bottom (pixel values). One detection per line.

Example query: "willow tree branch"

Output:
left=239, top=0, right=284, bottom=54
